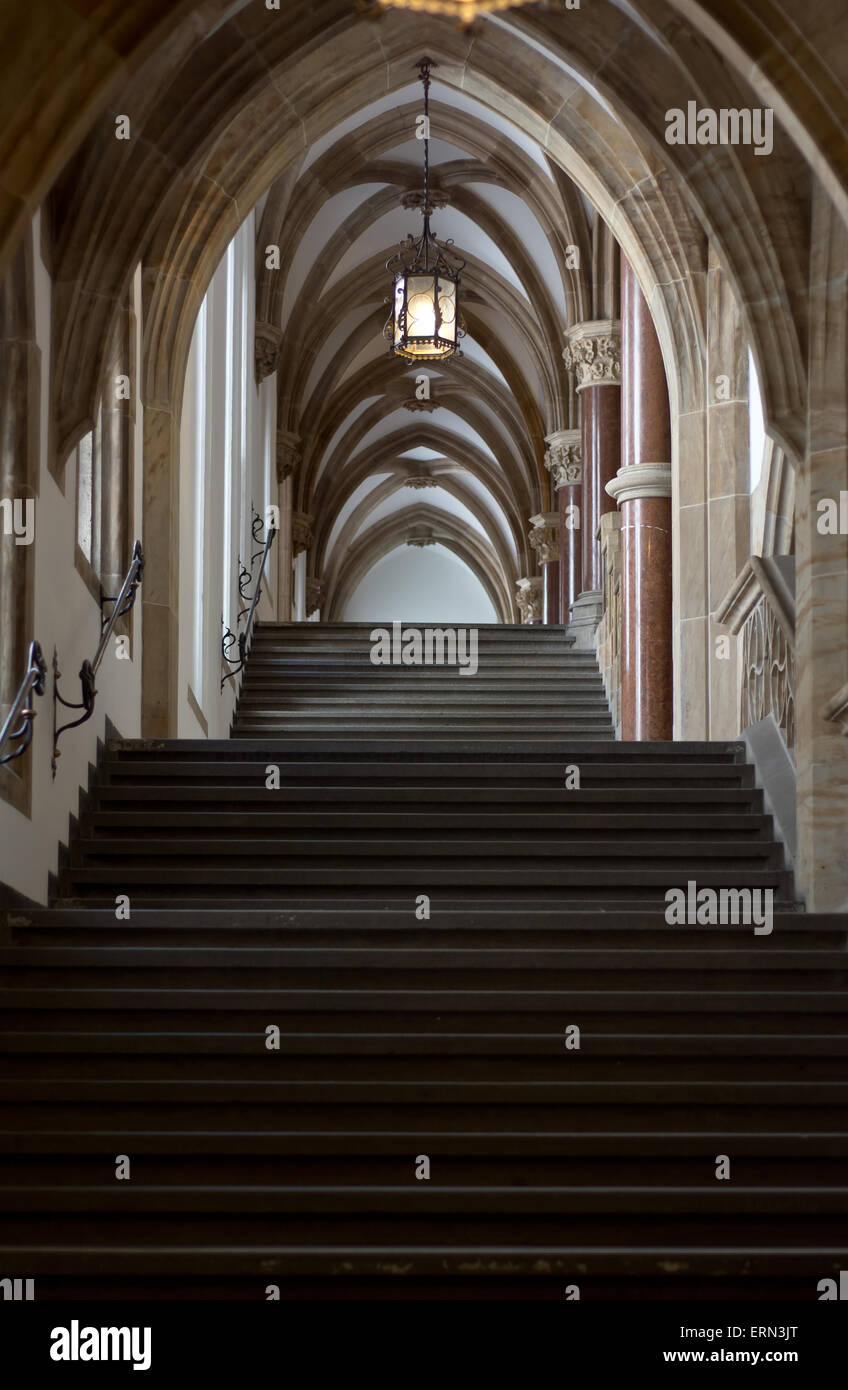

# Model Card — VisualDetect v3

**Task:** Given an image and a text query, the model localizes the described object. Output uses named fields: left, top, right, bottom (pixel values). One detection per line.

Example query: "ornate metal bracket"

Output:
left=0, top=641, right=48, bottom=766
left=99, top=541, right=145, bottom=633
left=222, top=511, right=278, bottom=689
left=52, top=540, right=144, bottom=777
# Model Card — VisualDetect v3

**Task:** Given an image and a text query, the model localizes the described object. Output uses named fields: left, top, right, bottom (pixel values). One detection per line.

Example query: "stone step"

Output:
left=69, top=835, right=781, bottom=861
left=2, top=1027, right=846, bottom=1055
left=2, top=1183, right=845, bottom=1217
left=100, top=760, right=755, bottom=785
left=91, top=786, right=765, bottom=810
left=3, top=946, right=839, bottom=971
left=1, top=985, right=837, bottom=1013
left=1, top=1049, right=845, bottom=1081
left=0, top=1242, right=837, bottom=1282
left=0, top=1153, right=843, bottom=1183
left=82, top=810, right=772, bottom=836
left=107, top=738, right=746, bottom=759
left=4, top=622, right=839, bottom=1299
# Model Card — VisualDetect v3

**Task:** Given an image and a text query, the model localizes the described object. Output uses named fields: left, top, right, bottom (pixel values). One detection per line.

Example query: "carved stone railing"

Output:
left=595, top=512, right=622, bottom=736
left=716, top=555, right=795, bottom=752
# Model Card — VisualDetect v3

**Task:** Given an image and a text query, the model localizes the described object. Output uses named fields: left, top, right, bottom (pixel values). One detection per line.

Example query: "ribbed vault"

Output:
left=7, top=0, right=839, bottom=667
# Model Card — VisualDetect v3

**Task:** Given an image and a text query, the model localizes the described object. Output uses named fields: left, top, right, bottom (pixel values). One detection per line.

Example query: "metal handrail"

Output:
left=0, top=641, right=48, bottom=766
left=222, top=513, right=277, bottom=689
left=51, top=540, right=144, bottom=776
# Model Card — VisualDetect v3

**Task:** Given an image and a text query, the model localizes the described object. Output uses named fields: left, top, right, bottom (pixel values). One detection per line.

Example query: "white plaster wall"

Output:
left=0, top=208, right=277, bottom=902
left=343, top=544, right=498, bottom=622
left=0, top=221, right=144, bottom=903
left=177, top=210, right=276, bottom=740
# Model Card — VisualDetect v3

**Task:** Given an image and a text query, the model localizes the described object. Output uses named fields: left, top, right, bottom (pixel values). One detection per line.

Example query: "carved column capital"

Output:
left=544, top=429, right=582, bottom=489
left=255, top=321, right=283, bottom=382
left=292, top=511, right=314, bottom=556
left=276, top=430, right=302, bottom=485
left=528, top=512, right=560, bottom=564
left=562, top=319, right=621, bottom=391
left=515, top=576, right=544, bottom=625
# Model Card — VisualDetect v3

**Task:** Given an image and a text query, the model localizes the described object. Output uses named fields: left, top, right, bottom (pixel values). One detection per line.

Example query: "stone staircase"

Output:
left=0, top=623, right=846, bottom=1300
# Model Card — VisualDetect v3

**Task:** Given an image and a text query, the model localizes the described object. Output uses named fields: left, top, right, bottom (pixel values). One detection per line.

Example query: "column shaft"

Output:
left=543, top=559, right=560, bottom=624
left=558, top=481, right=581, bottom=620
left=612, top=258, right=672, bottom=741
left=582, top=385, right=621, bottom=592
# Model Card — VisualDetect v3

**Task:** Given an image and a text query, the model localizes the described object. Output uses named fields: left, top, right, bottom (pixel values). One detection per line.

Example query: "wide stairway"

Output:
left=1, top=623, right=846, bottom=1299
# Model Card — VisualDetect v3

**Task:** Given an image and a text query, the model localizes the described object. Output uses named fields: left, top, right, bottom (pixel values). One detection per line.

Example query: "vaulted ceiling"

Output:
left=259, top=71, right=594, bottom=612
left=7, top=0, right=839, bottom=613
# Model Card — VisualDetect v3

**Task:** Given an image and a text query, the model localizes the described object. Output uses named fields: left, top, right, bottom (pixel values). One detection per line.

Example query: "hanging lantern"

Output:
left=385, top=59, right=466, bottom=362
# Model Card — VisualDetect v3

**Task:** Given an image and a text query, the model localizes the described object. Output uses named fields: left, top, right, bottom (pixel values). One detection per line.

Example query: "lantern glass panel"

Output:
left=393, top=279, right=405, bottom=347
left=436, top=277, right=457, bottom=343
left=405, top=275, right=438, bottom=347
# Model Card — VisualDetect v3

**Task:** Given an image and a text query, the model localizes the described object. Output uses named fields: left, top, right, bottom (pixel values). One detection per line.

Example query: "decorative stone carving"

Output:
left=715, top=556, right=796, bottom=752
left=562, top=319, right=621, bottom=391
left=305, top=578, right=323, bottom=617
left=742, top=598, right=796, bottom=751
left=292, top=511, right=314, bottom=556
left=403, top=396, right=439, bottom=413
left=515, top=576, right=544, bottom=625
left=405, top=476, right=438, bottom=489
left=544, top=429, right=581, bottom=489
left=605, top=461, right=672, bottom=506
left=255, top=321, right=283, bottom=382
left=276, top=430, right=302, bottom=485
left=407, top=528, right=436, bottom=548
left=528, top=512, right=560, bottom=564
left=401, top=188, right=449, bottom=212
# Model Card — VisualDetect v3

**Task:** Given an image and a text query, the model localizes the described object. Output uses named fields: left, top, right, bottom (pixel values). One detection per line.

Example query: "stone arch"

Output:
left=326, top=503, right=515, bottom=623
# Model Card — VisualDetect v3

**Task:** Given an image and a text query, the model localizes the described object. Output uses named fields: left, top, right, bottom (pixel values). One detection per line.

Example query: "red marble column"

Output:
left=608, top=259, right=672, bottom=741
left=543, top=558, right=560, bottom=624
left=582, top=385, right=621, bottom=593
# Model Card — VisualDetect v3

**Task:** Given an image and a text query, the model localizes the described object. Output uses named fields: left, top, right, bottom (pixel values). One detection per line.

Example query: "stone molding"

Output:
left=276, top=430, right=302, bottom=485
left=407, top=527, right=437, bottom=547
left=405, top=476, right=438, bottom=489
left=305, top=578, right=324, bottom=617
left=824, top=683, right=848, bottom=735
left=255, top=321, right=283, bottom=382
left=515, top=576, right=544, bottom=624
left=543, top=429, right=581, bottom=490
left=605, top=461, right=672, bottom=506
left=292, top=511, right=314, bottom=556
left=528, top=512, right=560, bottom=564
left=715, top=556, right=796, bottom=752
left=715, top=555, right=795, bottom=647
left=562, top=319, right=621, bottom=391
